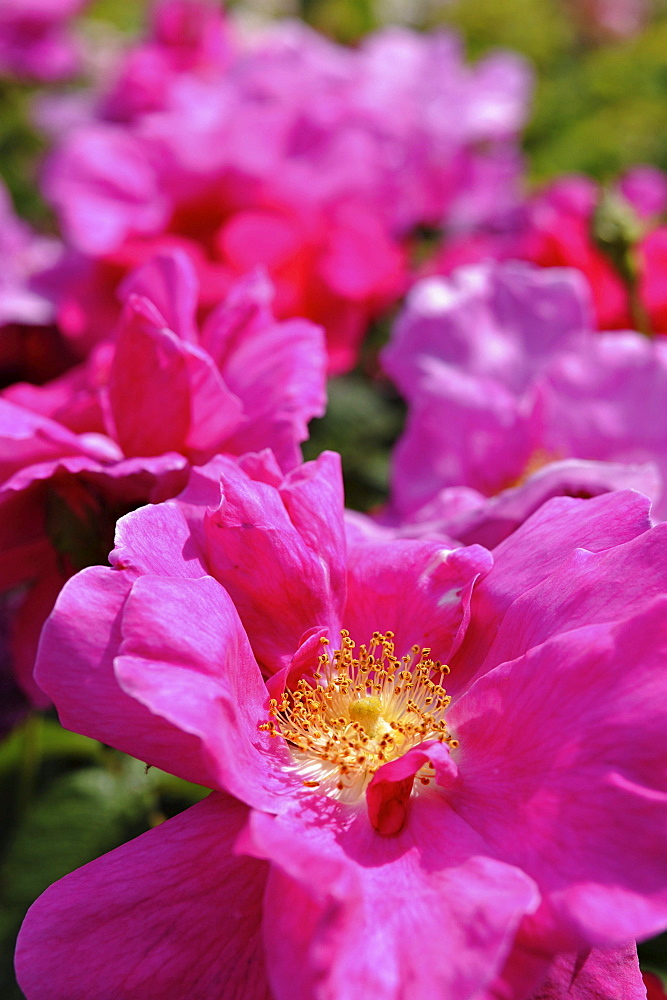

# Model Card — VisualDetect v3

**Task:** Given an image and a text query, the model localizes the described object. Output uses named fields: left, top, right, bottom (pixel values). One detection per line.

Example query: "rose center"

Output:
left=261, top=630, right=457, bottom=802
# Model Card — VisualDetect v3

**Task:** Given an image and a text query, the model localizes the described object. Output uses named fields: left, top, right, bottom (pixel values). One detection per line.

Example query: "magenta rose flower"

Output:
left=16, top=450, right=667, bottom=999
left=0, top=249, right=325, bottom=704
left=381, top=259, right=667, bottom=547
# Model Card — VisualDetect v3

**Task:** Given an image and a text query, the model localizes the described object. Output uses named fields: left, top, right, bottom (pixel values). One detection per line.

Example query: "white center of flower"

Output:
left=261, top=630, right=457, bottom=802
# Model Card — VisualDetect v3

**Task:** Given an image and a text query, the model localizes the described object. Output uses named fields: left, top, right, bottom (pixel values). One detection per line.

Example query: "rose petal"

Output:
left=16, top=794, right=271, bottom=1000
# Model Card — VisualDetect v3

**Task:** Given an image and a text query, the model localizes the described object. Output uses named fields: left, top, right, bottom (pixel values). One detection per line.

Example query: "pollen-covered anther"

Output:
left=263, top=630, right=456, bottom=802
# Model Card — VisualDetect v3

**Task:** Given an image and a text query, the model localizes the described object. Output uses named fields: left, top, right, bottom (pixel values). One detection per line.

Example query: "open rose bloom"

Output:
left=381, top=259, right=667, bottom=548
left=16, top=450, right=667, bottom=999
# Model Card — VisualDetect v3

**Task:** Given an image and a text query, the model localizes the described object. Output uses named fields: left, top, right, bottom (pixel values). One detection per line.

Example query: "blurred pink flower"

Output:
left=0, top=0, right=89, bottom=82
left=0, top=249, right=326, bottom=704
left=0, top=179, right=77, bottom=388
left=37, top=0, right=531, bottom=371
left=432, top=168, right=667, bottom=338
left=561, top=0, right=651, bottom=40
left=16, top=451, right=667, bottom=999
left=381, top=260, right=667, bottom=547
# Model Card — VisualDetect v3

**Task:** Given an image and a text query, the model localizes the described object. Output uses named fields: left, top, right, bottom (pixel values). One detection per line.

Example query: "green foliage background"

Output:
left=1, top=0, right=666, bottom=995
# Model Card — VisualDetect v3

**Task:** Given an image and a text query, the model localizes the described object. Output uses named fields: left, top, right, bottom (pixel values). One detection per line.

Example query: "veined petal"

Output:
left=243, top=797, right=539, bottom=1000
left=107, top=295, right=243, bottom=461
left=479, top=520, right=667, bottom=671
left=204, top=451, right=346, bottom=673
left=115, top=574, right=296, bottom=811
left=118, top=248, right=199, bottom=344
left=529, top=945, right=646, bottom=1000
left=448, top=599, right=667, bottom=946
left=344, top=537, right=492, bottom=663
left=451, top=489, right=652, bottom=693
left=34, top=568, right=219, bottom=789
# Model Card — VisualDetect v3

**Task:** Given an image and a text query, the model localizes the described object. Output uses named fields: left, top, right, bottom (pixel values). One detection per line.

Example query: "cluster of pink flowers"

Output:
left=432, top=167, right=667, bottom=337
left=2, top=0, right=667, bottom=997
left=34, top=0, right=531, bottom=372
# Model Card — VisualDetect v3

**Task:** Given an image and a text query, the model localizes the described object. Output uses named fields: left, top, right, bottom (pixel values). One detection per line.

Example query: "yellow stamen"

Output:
left=261, top=630, right=457, bottom=802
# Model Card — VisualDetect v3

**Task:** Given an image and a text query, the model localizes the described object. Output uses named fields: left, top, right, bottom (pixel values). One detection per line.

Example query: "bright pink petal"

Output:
left=0, top=452, right=187, bottom=586
left=0, top=398, right=94, bottom=481
left=366, top=739, right=458, bottom=835
left=112, top=500, right=207, bottom=578
left=109, top=459, right=224, bottom=580
left=114, top=573, right=295, bottom=810
left=43, top=126, right=168, bottom=255
left=0, top=452, right=187, bottom=704
left=481, top=931, right=555, bottom=1000
left=318, top=202, right=405, bottom=301
left=540, top=331, right=667, bottom=518
left=200, top=269, right=275, bottom=364
left=448, top=599, right=667, bottom=947
left=482, top=941, right=646, bottom=1000
left=204, top=451, right=346, bottom=673
left=452, top=490, right=652, bottom=693
left=530, top=945, right=646, bottom=1000
left=16, top=793, right=271, bottom=1000
left=219, top=209, right=305, bottom=273
left=35, top=567, right=219, bottom=789
left=479, top=520, right=667, bottom=671
left=449, top=457, right=661, bottom=550
left=383, top=263, right=589, bottom=401
left=105, top=295, right=190, bottom=454
left=200, top=271, right=327, bottom=471
left=343, top=537, right=492, bottom=662
left=0, top=454, right=188, bottom=531
left=4, top=360, right=106, bottom=436
left=244, top=796, right=539, bottom=1000
left=106, top=294, right=243, bottom=460
left=118, top=248, right=199, bottom=344
left=181, top=344, right=244, bottom=459
left=389, top=365, right=540, bottom=508
left=216, top=313, right=326, bottom=471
